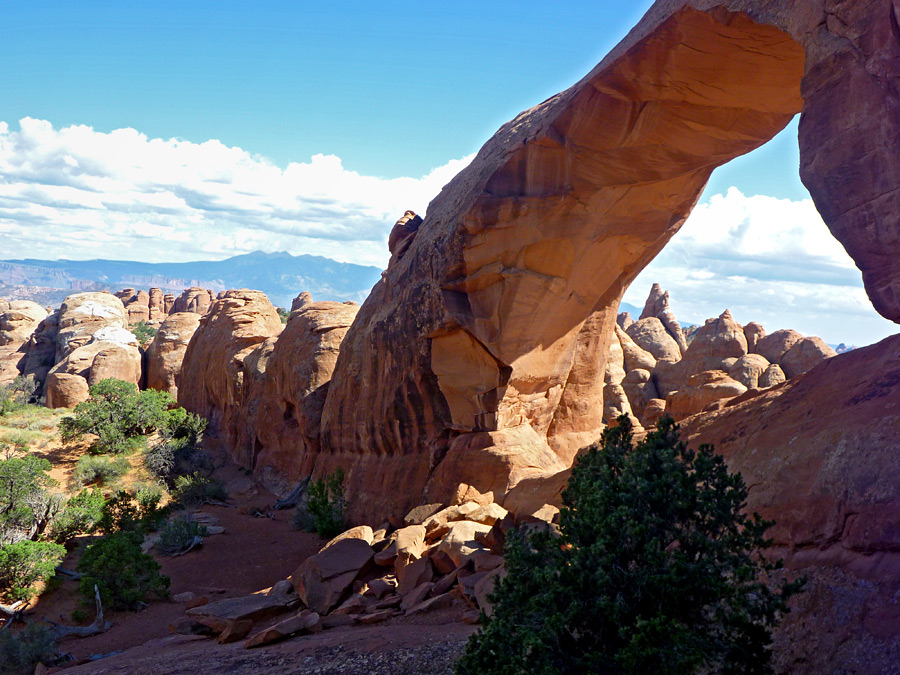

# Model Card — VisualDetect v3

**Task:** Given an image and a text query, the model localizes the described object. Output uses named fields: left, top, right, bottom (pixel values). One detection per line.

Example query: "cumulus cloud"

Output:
left=623, top=188, right=897, bottom=346
left=0, top=117, right=474, bottom=267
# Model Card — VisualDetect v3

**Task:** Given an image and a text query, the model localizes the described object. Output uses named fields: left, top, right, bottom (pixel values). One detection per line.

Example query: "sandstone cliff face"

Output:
left=56, top=292, right=128, bottom=362
left=145, top=312, right=202, bottom=398
left=248, top=302, right=359, bottom=486
left=317, top=0, right=900, bottom=521
left=680, top=335, right=900, bottom=672
left=177, top=290, right=283, bottom=450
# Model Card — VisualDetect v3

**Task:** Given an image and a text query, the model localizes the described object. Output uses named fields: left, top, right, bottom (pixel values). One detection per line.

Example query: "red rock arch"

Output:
left=320, top=1, right=900, bottom=520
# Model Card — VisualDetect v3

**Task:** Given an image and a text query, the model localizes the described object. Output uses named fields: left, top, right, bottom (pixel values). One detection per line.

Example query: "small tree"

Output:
left=77, top=531, right=169, bottom=610
left=59, top=379, right=175, bottom=454
left=0, top=540, right=66, bottom=602
left=457, top=416, right=803, bottom=675
left=0, top=456, right=60, bottom=545
left=304, top=468, right=346, bottom=538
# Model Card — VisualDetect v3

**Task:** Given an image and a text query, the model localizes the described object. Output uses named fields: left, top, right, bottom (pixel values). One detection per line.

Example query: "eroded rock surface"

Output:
left=145, top=312, right=202, bottom=398
left=178, top=290, right=283, bottom=452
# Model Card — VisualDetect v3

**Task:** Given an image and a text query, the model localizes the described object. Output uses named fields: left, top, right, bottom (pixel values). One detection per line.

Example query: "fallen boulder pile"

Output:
left=172, top=492, right=560, bottom=649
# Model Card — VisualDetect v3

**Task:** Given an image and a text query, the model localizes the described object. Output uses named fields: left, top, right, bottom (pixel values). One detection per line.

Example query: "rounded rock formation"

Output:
left=145, top=312, right=202, bottom=398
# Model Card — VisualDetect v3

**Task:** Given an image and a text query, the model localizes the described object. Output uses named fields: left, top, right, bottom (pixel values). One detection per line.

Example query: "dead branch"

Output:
left=55, top=567, right=82, bottom=580
left=172, top=535, right=203, bottom=557
left=273, top=477, right=309, bottom=510
left=48, top=585, right=110, bottom=639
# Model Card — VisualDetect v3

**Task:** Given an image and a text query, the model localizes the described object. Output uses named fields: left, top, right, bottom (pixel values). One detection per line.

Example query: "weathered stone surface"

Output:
left=178, top=290, right=283, bottom=455
left=654, top=310, right=748, bottom=398
left=621, top=368, right=658, bottom=420
left=728, top=354, right=771, bottom=389
left=780, top=336, right=837, bottom=379
left=397, top=557, right=433, bottom=597
left=743, top=321, right=766, bottom=353
left=681, top=335, right=900, bottom=673
left=0, top=301, right=46, bottom=347
left=467, top=503, right=508, bottom=526
left=145, top=312, right=201, bottom=398
left=56, top=292, right=128, bottom=362
left=639, top=284, right=688, bottom=353
left=625, top=317, right=681, bottom=364
left=173, top=287, right=214, bottom=315
left=323, top=525, right=374, bottom=550
left=388, top=210, right=423, bottom=266
left=19, top=312, right=58, bottom=387
left=186, top=590, right=300, bottom=633
left=243, top=609, right=321, bottom=648
left=290, top=538, right=374, bottom=615
left=759, top=363, right=786, bottom=388
left=403, top=503, right=445, bottom=526
left=434, top=521, right=492, bottom=567
left=755, top=329, right=803, bottom=366
left=45, top=372, right=90, bottom=409
left=291, top=291, right=313, bottom=312
left=665, top=370, right=747, bottom=422
left=640, top=398, right=667, bottom=430
left=615, top=324, right=656, bottom=377
left=373, top=525, right=426, bottom=566
left=247, top=301, right=358, bottom=483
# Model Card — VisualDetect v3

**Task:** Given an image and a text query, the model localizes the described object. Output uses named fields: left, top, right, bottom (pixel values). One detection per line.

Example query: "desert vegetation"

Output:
left=457, top=416, right=803, bottom=675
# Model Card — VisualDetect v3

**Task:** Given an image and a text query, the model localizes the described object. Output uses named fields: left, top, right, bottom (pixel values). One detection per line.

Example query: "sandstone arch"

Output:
left=320, top=1, right=900, bottom=519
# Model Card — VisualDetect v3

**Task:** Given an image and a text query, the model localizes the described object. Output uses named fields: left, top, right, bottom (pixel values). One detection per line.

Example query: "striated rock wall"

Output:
left=177, top=290, right=283, bottom=450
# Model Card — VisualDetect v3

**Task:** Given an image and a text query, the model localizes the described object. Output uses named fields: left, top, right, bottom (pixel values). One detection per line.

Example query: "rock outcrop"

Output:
left=178, top=290, right=283, bottom=451
left=0, top=301, right=47, bottom=385
left=145, top=312, right=202, bottom=398
left=56, top=292, right=129, bottom=362
left=680, top=335, right=900, bottom=672
left=247, top=302, right=359, bottom=483
left=174, top=287, right=216, bottom=315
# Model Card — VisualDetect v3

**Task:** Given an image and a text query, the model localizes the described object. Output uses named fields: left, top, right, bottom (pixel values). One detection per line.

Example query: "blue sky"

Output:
left=1, top=1, right=896, bottom=345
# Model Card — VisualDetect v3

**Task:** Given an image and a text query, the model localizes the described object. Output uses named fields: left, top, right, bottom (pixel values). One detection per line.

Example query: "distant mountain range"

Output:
left=0, top=251, right=384, bottom=309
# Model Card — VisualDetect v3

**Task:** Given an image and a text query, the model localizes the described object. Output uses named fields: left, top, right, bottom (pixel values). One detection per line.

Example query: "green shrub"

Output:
left=0, top=623, right=58, bottom=675
left=305, top=469, right=346, bottom=538
left=457, top=416, right=804, bottom=675
left=49, top=488, right=105, bottom=544
left=0, top=540, right=66, bottom=603
left=94, top=489, right=165, bottom=535
left=170, top=472, right=227, bottom=509
left=155, top=515, right=207, bottom=556
left=131, top=321, right=157, bottom=347
left=58, top=379, right=175, bottom=454
left=77, top=531, right=169, bottom=610
left=71, top=453, right=130, bottom=488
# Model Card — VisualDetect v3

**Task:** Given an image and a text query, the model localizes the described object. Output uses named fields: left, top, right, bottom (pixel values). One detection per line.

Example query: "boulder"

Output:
left=728, top=354, right=771, bottom=389
left=45, top=372, right=90, bottom=409
left=322, top=525, right=374, bottom=550
left=185, top=589, right=300, bottom=633
left=173, top=287, right=214, bottom=315
left=664, top=370, right=747, bottom=422
left=56, top=292, right=128, bottom=362
left=145, top=312, right=201, bottom=398
left=388, top=210, right=423, bottom=265
left=0, top=301, right=47, bottom=347
left=625, top=317, right=681, bottom=364
left=243, top=609, right=322, bottom=648
left=755, top=329, right=803, bottom=366
left=780, top=337, right=837, bottom=379
left=759, top=363, right=786, bottom=388
left=743, top=321, right=766, bottom=353
left=374, top=525, right=426, bottom=565
left=621, top=368, right=658, bottom=420
left=433, top=520, right=492, bottom=567
left=177, top=290, right=283, bottom=456
left=290, top=538, right=374, bottom=615
left=291, top=291, right=313, bottom=312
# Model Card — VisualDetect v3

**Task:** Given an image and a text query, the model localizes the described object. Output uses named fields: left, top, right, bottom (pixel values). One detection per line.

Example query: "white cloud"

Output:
left=0, top=117, right=474, bottom=267
left=623, top=188, right=898, bottom=346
